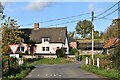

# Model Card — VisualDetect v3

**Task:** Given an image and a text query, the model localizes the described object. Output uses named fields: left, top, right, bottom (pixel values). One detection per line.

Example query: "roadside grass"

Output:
left=80, top=64, right=119, bottom=80
left=2, top=63, right=35, bottom=79
left=33, top=58, right=76, bottom=64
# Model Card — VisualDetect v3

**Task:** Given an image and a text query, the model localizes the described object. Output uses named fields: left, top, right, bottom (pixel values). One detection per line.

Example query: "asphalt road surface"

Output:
left=26, top=62, right=105, bottom=79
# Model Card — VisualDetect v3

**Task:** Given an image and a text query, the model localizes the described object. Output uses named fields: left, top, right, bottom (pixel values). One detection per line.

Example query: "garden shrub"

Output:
left=69, top=48, right=78, bottom=55
left=56, top=48, right=66, bottom=58
left=93, top=54, right=112, bottom=69
left=25, top=50, right=29, bottom=54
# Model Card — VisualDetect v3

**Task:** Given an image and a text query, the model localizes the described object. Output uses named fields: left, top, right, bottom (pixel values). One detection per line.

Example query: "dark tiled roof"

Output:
left=78, top=43, right=103, bottom=50
left=20, top=27, right=67, bottom=44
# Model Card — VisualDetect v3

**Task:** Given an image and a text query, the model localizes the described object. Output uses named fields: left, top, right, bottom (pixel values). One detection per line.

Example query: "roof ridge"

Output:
left=19, top=27, right=67, bottom=30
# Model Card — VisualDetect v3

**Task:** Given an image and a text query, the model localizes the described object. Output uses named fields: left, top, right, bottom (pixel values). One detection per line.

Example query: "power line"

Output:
left=44, top=17, right=91, bottom=27
left=95, top=17, right=114, bottom=20
left=95, top=6, right=120, bottom=20
left=20, top=12, right=90, bottom=27
left=96, top=1, right=120, bottom=17
left=102, top=7, right=119, bottom=18
left=20, top=2, right=120, bottom=27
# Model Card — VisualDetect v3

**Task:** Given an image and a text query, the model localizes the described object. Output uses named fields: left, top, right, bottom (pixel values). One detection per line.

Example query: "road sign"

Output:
left=8, top=44, right=19, bottom=54
left=10, top=54, right=19, bottom=58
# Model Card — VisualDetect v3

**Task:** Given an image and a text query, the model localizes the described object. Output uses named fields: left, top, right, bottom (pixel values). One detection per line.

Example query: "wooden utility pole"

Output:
left=91, top=11, right=94, bottom=60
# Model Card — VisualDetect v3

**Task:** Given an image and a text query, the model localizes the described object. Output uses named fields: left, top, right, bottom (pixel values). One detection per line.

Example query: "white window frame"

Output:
left=42, top=47, right=50, bottom=51
left=42, top=38, right=50, bottom=42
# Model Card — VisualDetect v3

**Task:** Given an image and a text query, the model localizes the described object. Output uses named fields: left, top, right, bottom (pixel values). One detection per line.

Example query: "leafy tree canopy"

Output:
left=2, top=17, right=23, bottom=54
left=75, top=19, right=92, bottom=38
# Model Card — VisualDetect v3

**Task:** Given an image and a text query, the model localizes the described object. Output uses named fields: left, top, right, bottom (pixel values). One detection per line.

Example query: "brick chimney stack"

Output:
left=34, top=23, right=39, bottom=30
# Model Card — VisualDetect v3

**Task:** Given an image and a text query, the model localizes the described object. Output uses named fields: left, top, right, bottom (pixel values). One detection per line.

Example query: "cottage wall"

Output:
left=19, top=41, right=69, bottom=54
left=35, top=42, right=63, bottom=54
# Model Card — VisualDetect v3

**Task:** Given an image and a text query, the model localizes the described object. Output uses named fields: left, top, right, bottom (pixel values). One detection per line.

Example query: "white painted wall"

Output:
left=35, top=37, right=69, bottom=54
left=36, top=42, right=63, bottom=54
left=64, top=37, right=69, bottom=54
left=19, top=37, right=69, bottom=54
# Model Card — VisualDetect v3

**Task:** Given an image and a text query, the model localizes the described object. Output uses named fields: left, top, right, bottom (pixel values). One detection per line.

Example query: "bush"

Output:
left=56, top=48, right=66, bottom=58
left=69, top=48, right=78, bottom=55
left=2, top=56, right=20, bottom=75
left=25, top=50, right=29, bottom=54
left=3, top=61, right=35, bottom=79
left=94, top=54, right=112, bottom=69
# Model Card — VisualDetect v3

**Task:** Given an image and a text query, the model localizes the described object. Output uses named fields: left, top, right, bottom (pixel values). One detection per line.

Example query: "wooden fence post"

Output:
left=86, top=57, right=88, bottom=64
left=97, top=58, right=100, bottom=68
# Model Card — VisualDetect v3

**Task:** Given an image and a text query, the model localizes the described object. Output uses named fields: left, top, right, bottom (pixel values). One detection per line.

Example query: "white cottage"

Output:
left=17, top=23, right=69, bottom=55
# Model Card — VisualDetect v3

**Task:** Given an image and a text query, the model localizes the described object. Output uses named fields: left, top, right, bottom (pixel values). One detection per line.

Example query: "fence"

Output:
left=86, top=57, right=100, bottom=68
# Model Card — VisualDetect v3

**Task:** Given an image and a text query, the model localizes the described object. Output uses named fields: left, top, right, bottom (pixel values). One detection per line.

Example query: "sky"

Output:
left=2, top=1, right=119, bottom=32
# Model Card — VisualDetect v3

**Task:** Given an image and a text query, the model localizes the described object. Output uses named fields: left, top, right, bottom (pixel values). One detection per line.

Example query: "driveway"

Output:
left=26, top=62, right=105, bottom=78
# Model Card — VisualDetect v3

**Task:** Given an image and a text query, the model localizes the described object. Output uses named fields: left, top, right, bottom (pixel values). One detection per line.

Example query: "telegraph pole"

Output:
left=91, top=11, right=94, bottom=60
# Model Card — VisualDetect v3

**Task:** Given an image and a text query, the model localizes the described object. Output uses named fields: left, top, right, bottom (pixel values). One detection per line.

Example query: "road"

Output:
left=25, top=62, right=106, bottom=79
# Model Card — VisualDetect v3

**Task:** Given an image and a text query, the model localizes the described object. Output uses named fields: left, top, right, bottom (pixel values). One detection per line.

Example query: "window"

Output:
left=21, top=47, right=24, bottom=51
left=57, top=47, right=59, bottom=49
left=42, top=47, right=49, bottom=51
left=46, top=47, right=49, bottom=51
left=42, top=47, right=45, bottom=51
left=43, top=38, right=50, bottom=42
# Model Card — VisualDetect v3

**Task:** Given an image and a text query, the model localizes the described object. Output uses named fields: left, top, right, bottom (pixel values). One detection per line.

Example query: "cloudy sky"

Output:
left=2, top=0, right=119, bottom=32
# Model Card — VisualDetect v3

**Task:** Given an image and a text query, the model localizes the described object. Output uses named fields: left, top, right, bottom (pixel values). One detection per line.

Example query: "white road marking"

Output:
left=37, top=74, right=40, bottom=76
left=45, top=74, right=61, bottom=77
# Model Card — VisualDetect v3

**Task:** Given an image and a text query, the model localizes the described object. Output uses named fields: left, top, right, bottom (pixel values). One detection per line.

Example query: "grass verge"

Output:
left=33, top=58, right=75, bottom=64
left=80, top=64, right=119, bottom=80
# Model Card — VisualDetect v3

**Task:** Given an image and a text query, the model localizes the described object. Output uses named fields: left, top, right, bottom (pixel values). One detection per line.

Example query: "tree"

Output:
left=110, top=18, right=120, bottom=78
left=103, top=19, right=119, bottom=40
left=2, top=17, right=23, bottom=54
left=67, top=31, right=75, bottom=38
left=75, top=19, right=92, bottom=38
left=87, top=30, right=102, bottom=39
left=2, top=17, right=24, bottom=74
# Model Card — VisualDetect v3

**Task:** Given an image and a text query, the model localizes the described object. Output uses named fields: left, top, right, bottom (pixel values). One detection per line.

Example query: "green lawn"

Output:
left=33, top=58, right=75, bottom=64
left=80, top=64, right=120, bottom=80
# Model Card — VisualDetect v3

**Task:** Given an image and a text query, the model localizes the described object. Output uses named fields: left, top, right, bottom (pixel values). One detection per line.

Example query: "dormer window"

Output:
left=42, top=38, right=50, bottom=42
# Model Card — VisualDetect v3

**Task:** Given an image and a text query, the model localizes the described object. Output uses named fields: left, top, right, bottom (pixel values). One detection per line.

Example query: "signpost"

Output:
left=8, top=44, right=19, bottom=58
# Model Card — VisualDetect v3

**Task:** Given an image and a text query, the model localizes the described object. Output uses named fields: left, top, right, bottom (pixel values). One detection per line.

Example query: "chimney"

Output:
left=34, top=23, right=39, bottom=30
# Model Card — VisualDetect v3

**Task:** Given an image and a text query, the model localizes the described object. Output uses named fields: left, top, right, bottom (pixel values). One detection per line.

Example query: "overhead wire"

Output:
left=19, top=1, right=120, bottom=27
left=96, top=1, right=120, bottom=17
left=20, top=13, right=90, bottom=27
left=95, top=6, right=120, bottom=20
left=45, top=17, right=91, bottom=27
